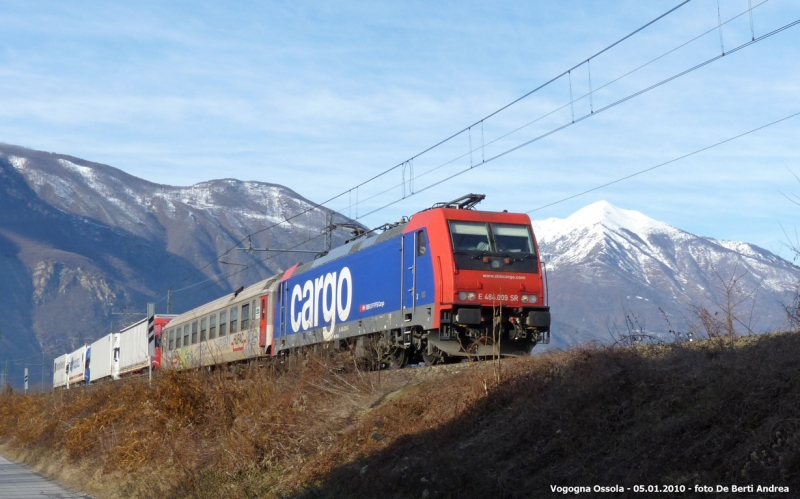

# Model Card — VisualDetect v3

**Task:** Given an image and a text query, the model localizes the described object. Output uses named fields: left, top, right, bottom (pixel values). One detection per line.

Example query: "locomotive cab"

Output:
left=405, top=194, right=550, bottom=363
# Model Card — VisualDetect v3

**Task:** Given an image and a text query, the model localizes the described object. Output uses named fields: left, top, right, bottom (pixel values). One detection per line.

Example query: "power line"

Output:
left=157, top=0, right=695, bottom=289
left=353, top=15, right=800, bottom=220
left=349, top=0, right=772, bottom=210
left=527, top=111, right=800, bottom=214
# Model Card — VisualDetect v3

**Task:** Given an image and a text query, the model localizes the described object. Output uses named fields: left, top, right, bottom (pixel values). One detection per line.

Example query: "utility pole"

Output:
left=167, top=287, right=173, bottom=314
left=325, top=211, right=333, bottom=253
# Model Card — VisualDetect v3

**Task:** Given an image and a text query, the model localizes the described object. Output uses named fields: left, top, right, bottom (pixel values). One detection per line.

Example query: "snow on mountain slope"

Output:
left=0, top=143, right=359, bottom=355
left=532, top=201, right=800, bottom=346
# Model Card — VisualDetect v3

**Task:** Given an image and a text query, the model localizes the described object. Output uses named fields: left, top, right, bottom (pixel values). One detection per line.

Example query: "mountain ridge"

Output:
left=532, top=201, right=799, bottom=347
left=0, top=143, right=355, bottom=359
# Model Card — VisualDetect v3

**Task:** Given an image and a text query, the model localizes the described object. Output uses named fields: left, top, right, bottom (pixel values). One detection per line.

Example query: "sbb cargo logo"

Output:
left=290, top=267, right=353, bottom=339
left=359, top=301, right=385, bottom=312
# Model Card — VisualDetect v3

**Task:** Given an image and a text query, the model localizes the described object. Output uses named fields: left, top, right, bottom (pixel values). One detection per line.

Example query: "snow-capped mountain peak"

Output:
left=530, top=201, right=799, bottom=348
left=569, top=200, right=676, bottom=234
left=534, top=200, right=680, bottom=243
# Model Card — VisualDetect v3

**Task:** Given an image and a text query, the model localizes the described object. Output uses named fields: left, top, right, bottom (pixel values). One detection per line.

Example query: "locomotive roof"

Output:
left=292, top=221, right=407, bottom=277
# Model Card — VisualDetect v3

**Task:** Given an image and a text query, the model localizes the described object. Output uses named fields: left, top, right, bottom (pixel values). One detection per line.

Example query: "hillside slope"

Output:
left=1, top=332, right=798, bottom=499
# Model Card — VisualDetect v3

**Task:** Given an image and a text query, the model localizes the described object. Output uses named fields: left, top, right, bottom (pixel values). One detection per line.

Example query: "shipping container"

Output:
left=67, top=345, right=89, bottom=385
left=118, top=319, right=150, bottom=376
left=89, top=334, right=114, bottom=383
left=53, top=354, right=68, bottom=389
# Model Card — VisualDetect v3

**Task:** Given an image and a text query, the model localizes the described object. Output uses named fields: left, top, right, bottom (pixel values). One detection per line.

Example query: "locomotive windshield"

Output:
left=450, top=221, right=492, bottom=251
left=449, top=221, right=537, bottom=272
left=491, top=224, right=533, bottom=253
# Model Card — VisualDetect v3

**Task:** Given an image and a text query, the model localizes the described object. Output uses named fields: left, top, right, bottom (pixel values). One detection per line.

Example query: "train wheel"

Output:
left=422, top=351, right=441, bottom=367
left=381, top=346, right=408, bottom=370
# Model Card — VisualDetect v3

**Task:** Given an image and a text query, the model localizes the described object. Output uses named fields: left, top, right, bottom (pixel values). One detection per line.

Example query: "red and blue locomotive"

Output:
left=161, top=194, right=550, bottom=369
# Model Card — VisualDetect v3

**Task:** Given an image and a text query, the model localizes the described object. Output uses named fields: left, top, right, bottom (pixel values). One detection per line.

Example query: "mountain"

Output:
left=533, top=201, right=800, bottom=349
left=0, top=143, right=355, bottom=360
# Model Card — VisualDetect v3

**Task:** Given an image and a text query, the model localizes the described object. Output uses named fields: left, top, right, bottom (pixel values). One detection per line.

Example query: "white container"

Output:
left=89, top=334, right=113, bottom=383
left=53, top=354, right=68, bottom=389
left=67, top=345, right=88, bottom=385
left=118, top=319, right=150, bottom=376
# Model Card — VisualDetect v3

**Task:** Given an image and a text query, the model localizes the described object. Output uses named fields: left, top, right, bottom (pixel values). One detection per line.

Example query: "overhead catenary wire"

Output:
left=158, top=0, right=695, bottom=289
left=526, top=111, right=800, bottom=213
left=353, top=14, right=800, bottom=221
left=346, top=0, right=772, bottom=212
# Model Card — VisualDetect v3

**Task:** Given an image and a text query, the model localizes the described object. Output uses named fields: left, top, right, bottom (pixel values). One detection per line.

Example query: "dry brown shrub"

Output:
left=2, top=335, right=799, bottom=499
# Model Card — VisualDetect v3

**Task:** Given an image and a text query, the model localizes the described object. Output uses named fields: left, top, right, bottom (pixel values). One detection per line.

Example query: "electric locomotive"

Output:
left=160, top=194, right=550, bottom=369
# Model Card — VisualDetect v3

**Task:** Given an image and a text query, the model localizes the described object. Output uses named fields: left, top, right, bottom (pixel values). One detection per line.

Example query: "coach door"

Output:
left=402, top=231, right=417, bottom=320
left=259, top=295, right=268, bottom=349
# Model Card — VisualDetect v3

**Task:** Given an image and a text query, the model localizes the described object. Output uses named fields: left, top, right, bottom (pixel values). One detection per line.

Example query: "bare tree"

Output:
left=784, top=286, right=800, bottom=332
left=605, top=303, right=663, bottom=347
left=779, top=168, right=800, bottom=330
left=690, top=259, right=763, bottom=341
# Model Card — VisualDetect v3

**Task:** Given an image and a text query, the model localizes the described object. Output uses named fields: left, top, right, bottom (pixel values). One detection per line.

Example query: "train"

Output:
left=53, top=194, right=550, bottom=387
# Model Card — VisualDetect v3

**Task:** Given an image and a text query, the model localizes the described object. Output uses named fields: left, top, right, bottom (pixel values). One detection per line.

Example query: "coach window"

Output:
left=191, top=322, right=198, bottom=344
left=230, top=306, right=239, bottom=333
left=183, top=325, right=190, bottom=347
left=417, top=230, right=427, bottom=256
left=168, top=329, right=175, bottom=350
left=241, top=303, right=250, bottom=330
left=219, top=311, right=227, bottom=336
left=200, top=319, right=207, bottom=341
left=209, top=314, right=217, bottom=338
left=176, top=328, right=182, bottom=348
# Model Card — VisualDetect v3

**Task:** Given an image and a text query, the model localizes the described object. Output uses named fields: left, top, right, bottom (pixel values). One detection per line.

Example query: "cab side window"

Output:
left=417, top=230, right=427, bottom=256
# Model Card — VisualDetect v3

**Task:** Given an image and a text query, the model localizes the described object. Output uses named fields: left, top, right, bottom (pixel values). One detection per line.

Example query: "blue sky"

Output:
left=1, top=0, right=799, bottom=256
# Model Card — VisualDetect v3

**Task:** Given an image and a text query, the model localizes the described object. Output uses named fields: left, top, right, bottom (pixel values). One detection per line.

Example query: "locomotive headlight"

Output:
left=521, top=294, right=538, bottom=304
left=458, top=291, right=476, bottom=301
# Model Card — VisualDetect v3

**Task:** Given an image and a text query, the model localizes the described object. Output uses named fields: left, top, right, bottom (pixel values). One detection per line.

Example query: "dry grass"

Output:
left=1, top=334, right=799, bottom=498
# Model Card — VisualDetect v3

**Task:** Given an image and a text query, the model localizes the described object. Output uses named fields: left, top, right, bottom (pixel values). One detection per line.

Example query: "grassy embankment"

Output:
left=1, top=332, right=799, bottom=498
